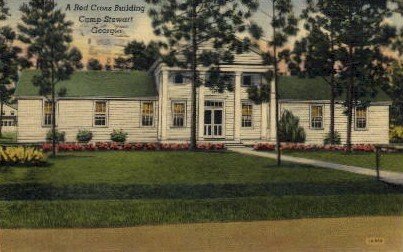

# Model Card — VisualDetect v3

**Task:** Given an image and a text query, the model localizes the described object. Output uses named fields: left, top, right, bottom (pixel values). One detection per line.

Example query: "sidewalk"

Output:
left=1, top=217, right=401, bottom=251
left=229, top=147, right=403, bottom=186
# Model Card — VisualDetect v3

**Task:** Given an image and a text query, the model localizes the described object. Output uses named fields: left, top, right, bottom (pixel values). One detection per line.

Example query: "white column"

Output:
left=234, top=72, right=242, bottom=142
left=269, top=79, right=277, bottom=142
left=261, top=103, right=268, bottom=140
left=198, top=85, right=205, bottom=140
left=160, top=70, right=169, bottom=141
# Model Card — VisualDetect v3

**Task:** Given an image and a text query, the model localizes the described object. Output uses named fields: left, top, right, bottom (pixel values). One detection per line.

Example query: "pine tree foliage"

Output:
left=123, top=40, right=162, bottom=71
left=332, top=0, right=395, bottom=151
left=18, top=0, right=78, bottom=96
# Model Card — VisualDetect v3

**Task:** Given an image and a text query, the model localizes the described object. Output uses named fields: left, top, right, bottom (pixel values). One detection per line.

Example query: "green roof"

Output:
left=15, top=70, right=156, bottom=98
left=15, top=71, right=391, bottom=102
left=279, top=76, right=391, bottom=102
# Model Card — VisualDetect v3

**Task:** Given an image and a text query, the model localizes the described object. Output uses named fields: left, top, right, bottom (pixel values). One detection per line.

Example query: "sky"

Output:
left=2, top=0, right=402, bottom=64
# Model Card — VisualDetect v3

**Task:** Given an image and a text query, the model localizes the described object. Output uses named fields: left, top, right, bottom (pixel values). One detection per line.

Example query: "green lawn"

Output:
left=285, top=151, right=403, bottom=173
left=1, top=151, right=402, bottom=229
left=0, top=132, right=16, bottom=143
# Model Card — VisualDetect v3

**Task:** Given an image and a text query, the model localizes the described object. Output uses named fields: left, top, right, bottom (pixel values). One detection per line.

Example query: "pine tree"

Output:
left=328, top=0, right=395, bottom=152
left=0, top=0, right=24, bottom=138
left=123, top=40, right=162, bottom=71
left=288, top=0, right=342, bottom=145
left=18, top=0, right=77, bottom=156
left=146, top=0, right=262, bottom=150
left=68, top=47, right=84, bottom=70
left=260, top=0, right=299, bottom=166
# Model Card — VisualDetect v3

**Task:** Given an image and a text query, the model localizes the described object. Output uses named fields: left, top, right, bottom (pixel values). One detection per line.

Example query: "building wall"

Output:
left=280, top=102, right=390, bottom=145
left=156, top=70, right=270, bottom=142
left=17, top=99, right=159, bottom=143
left=1, top=104, right=17, bottom=133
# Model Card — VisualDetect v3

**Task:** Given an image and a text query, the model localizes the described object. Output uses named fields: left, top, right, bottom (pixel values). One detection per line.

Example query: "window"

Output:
left=242, top=75, right=252, bottom=86
left=142, top=101, right=154, bottom=127
left=43, top=101, right=54, bottom=126
left=94, top=101, right=107, bottom=126
left=205, top=101, right=223, bottom=108
left=242, top=73, right=264, bottom=87
left=174, top=73, right=184, bottom=84
left=356, top=107, right=367, bottom=130
left=205, top=72, right=235, bottom=88
left=172, top=102, right=186, bottom=127
left=242, top=103, right=253, bottom=128
left=10, top=111, right=15, bottom=116
left=311, top=105, right=323, bottom=129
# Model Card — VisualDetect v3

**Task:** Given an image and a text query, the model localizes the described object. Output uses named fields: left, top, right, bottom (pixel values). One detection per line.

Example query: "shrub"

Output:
left=40, top=142, right=226, bottom=152
left=46, top=130, right=65, bottom=143
left=0, top=146, right=47, bottom=165
left=110, top=130, right=128, bottom=143
left=278, top=110, right=306, bottom=143
left=76, top=129, right=93, bottom=143
left=324, top=131, right=342, bottom=145
left=390, top=126, right=403, bottom=143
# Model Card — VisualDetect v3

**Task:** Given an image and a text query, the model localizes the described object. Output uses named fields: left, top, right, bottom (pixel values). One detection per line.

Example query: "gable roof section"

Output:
left=15, top=70, right=157, bottom=98
left=279, top=76, right=391, bottom=102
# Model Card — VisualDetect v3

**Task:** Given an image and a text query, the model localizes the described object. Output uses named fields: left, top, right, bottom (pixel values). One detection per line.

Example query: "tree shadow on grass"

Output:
left=48, top=154, right=97, bottom=162
left=1, top=180, right=402, bottom=201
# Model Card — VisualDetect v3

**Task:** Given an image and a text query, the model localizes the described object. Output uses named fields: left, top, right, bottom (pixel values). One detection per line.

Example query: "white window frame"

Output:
left=310, top=105, right=324, bottom=130
left=241, top=102, right=253, bottom=128
left=42, top=100, right=57, bottom=127
left=355, top=107, right=368, bottom=131
left=141, top=101, right=155, bottom=127
left=171, top=101, right=186, bottom=128
left=93, top=101, right=108, bottom=127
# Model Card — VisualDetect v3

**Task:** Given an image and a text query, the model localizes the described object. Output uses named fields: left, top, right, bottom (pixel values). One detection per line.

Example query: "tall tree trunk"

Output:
left=51, top=46, right=57, bottom=157
left=346, top=45, right=354, bottom=153
left=0, top=96, right=3, bottom=139
left=190, top=1, right=198, bottom=151
left=329, top=31, right=336, bottom=145
left=272, top=0, right=281, bottom=166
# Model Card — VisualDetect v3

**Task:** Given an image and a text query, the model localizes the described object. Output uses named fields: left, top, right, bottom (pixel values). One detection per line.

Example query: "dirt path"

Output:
left=1, top=216, right=402, bottom=251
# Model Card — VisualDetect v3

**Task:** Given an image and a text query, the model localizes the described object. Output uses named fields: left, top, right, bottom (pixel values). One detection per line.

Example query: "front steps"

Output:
left=224, top=142, right=247, bottom=148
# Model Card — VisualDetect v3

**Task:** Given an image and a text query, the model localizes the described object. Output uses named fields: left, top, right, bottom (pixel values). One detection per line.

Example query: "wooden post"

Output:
left=375, top=147, right=381, bottom=181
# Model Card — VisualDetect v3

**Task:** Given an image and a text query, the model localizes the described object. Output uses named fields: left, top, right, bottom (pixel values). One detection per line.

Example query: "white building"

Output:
left=1, top=103, right=17, bottom=133
left=14, top=48, right=391, bottom=145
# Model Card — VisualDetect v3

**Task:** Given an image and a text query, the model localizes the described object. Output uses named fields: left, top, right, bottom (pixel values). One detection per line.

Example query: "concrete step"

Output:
left=225, top=143, right=246, bottom=148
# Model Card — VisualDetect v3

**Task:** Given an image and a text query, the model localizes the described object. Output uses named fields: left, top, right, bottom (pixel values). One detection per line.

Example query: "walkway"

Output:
left=229, top=147, right=403, bottom=186
left=1, top=217, right=401, bottom=251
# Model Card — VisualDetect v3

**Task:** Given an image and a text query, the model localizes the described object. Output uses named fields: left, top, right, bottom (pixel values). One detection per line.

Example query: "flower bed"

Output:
left=0, top=146, right=47, bottom=166
left=254, top=143, right=379, bottom=153
left=41, top=142, right=226, bottom=152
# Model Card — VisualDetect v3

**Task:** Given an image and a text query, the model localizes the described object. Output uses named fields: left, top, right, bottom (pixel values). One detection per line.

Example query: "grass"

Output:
left=0, top=132, right=16, bottom=143
left=285, top=151, right=403, bottom=173
left=0, top=151, right=402, bottom=228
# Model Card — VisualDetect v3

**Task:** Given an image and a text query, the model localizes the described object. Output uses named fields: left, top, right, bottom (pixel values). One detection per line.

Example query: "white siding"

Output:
left=279, top=102, right=389, bottom=145
left=17, top=99, right=158, bottom=143
left=17, top=99, right=48, bottom=142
